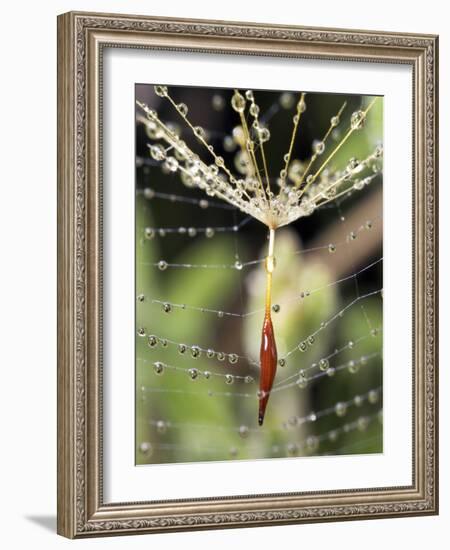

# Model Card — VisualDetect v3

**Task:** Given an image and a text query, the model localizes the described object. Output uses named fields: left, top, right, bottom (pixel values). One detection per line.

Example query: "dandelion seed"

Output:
left=137, top=88, right=382, bottom=426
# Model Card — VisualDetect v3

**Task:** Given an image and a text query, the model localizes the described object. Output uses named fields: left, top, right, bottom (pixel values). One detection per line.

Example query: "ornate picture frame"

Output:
left=57, top=11, right=438, bottom=538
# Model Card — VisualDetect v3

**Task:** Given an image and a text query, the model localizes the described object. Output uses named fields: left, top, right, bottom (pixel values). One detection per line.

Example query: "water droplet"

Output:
left=158, top=260, right=168, bottom=271
left=308, top=335, right=315, bottom=346
left=272, top=304, right=280, bottom=313
left=348, top=157, right=360, bottom=171
left=178, top=343, right=187, bottom=354
left=162, top=302, right=171, bottom=313
left=307, top=412, right=317, bottom=422
left=229, top=446, right=238, bottom=458
left=278, top=358, right=286, bottom=367
left=156, top=419, right=167, bottom=433
left=217, top=352, right=225, bottom=361
left=185, top=159, right=200, bottom=177
left=228, top=353, right=238, bottom=364
left=347, top=360, right=359, bottom=374
left=371, top=328, right=379, bottom=337
left=231, top=92, right=246, bottom=113
left=205, top=227, right=215, bottom=238
left=259, top=127, right=271, bottom=143
left=206, top=349, right=215, bottom=359
left=223, top=135, right=235, bottom=152
left=239, top=425, right=249, bottom=438
left=244, top=376, right=254, bottom=384
left=153, top=362, right=164, bottom=375
left=215, top=156, right=225, bottom=168
left=144, top=227, right=155, bottom=240
left=329, top=430, right=338, bottom=442
left=327, top=367, right=336, bottom=377
left=190, top=346, right=201, bottom=358
left=314, top=141, right=325, bottom=155
left=194, top=126, right=206, bottom=139
left=188, top=227, right=197, bottom=237
left=177, top=102, right=188, bottom=116
left=354, top=395, right=363, bottom=407
left=332, top=128, right=341, bottom=141
left=209, top=164, right=219, bottom=177
left=297, top=99, right=306, bottom=113
left=348, top=340, right=355, bottom=349
left=350, top=110, right=366, bottom=130
left=203, top=370, right=211, bottom=379
left=306, top=435, right=319, bottom=452
left=234, top=260, right=243, bottom=270
left=225, top=374, right=234, bottom=385
left=368, top=390, right=379, bottom=404
left=149, top=143, right=166, bottom=161
left=319, top=358, right=329, bottom=372
left=298, top=341, right=307, bottom=352
left=348, top=360, right=359, bottom=374
left=137, top=294, right=145, bottom=302
left=178, top=227, right=187, bottom=235
left=212, top=94, right=225, bottom=111
left=330, top=115, right=340, bottom=127
left=296, top=373, right=308, bottom=389
left=147, top=335, right=158, bottom=348
left=158, top=229, right=166, bottom=237
left=217, top=311, right=224, bottom=318
left=279, top=92, right=295, bottom=109
left=154, top=85, right=168, bottom=97
left=249, top=103, right=260, bottom=117
left=159, top=338, right=168, bottom=348
left=188, top=368, right=199, bottom=380
left=139, top=441, right=153, bottom=456
left=164, top=156, right=179, bottom=172
left=143, top=187, right=155, bottom=199
left=366, top=220, right=373, bottom=230
left=137, top=327, right=146, bottom=337
left=335, top=402, right=347, bottom=417
left=357, top=416, right=369, bottom=431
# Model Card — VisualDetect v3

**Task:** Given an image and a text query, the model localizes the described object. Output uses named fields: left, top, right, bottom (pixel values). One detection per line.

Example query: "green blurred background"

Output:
left=135, top=85, right=383, bottom=465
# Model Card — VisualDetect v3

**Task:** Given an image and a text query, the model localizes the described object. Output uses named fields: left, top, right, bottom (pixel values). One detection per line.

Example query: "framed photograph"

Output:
left=57, top=11, right=439, bottom=538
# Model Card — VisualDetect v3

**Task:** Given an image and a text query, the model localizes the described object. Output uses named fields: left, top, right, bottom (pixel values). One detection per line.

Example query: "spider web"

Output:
left=134, top=84, right=383, bottom=465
